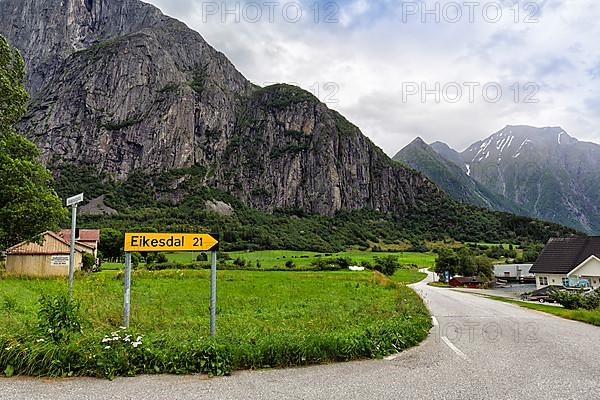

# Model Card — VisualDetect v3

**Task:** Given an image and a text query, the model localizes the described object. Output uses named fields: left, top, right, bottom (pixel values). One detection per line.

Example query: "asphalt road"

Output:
left=2, top=271, right=600, bottom=400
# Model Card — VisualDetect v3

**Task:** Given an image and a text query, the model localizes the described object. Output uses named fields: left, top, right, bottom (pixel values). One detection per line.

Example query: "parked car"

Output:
left=521, top=286, right=564, bottom=303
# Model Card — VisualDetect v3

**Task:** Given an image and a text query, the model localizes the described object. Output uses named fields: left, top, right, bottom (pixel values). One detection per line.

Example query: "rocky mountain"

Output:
left=429, top=141, right=465, bottom=169
left=0, top=0, right=583, bottom=245
left=394, top=138, right=524, bottom=214
left=408, top=125, right=600, bottom=234
left=0, top=0, right=444, bottom=217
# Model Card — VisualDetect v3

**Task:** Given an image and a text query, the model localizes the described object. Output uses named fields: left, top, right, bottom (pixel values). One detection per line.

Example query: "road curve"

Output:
left=2, top=271, right=600, bottom=400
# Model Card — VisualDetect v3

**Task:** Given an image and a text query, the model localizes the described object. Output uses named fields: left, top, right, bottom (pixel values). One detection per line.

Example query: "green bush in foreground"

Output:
left=0, top=313, right=430, bottom=379
left=551, top=289, right=600, bottom=310
left=37, top=293, right=83, bottom=343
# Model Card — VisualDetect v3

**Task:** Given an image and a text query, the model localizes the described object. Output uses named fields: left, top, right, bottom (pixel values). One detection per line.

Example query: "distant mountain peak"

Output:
left=393, top=137, right=524, bottom=214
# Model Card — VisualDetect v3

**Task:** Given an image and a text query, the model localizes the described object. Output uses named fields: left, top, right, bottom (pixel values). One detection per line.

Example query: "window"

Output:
left=562, top=278, right=570, bottom=287
left=539, top=276, right=548, bottom=286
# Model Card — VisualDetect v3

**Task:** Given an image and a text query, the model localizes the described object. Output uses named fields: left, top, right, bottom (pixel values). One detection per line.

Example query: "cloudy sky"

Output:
left=145, top=0, right=600, bottom=155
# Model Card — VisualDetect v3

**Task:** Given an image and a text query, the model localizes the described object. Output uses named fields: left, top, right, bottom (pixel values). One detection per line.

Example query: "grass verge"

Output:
left=0, top=270, right=431, bottom=379
left=479, top=294, right=600, bottom=327
left=427, top=282, right=450, bottom=288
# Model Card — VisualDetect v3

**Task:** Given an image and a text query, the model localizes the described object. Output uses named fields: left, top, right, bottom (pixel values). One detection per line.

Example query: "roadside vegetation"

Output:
left=433, top=247, right=494, bottom=282
left=0, top=269, right=431, bottom=379
left=481, top=294, right=600, bottom=327
left=101, top=250, right=436, bottom=274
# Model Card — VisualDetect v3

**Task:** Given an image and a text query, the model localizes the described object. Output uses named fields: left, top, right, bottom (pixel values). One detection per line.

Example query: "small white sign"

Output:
left=66, top=193, right=84, bottom=206
left=50, top=255, right=70, bottom=267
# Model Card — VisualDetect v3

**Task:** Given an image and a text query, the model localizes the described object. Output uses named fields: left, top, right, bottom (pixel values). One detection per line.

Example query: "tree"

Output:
left=434, top=248, right=459, bottom=281
left=0, top=34, right=65, bottom=249
left=373, top=255, right=400, bottom=276
left=98, top=228, right=124, bottom=261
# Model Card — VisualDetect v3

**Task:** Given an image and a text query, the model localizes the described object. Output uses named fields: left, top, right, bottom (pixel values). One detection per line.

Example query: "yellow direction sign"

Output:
left=124, top=233, right=218, bottom=252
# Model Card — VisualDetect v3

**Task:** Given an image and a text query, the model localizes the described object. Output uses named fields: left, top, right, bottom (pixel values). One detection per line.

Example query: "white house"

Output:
left=530, top=237, right=600, bottom=289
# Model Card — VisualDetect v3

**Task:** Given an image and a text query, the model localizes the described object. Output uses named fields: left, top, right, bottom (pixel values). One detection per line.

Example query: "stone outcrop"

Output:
left=1, top=0, right=443, bottom=216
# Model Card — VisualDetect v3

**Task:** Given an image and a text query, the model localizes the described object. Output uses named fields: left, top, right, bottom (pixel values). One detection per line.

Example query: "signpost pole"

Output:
left=68, top=203, right=77, bottom=300
left=122, top=232, right=219, bottom=332
left=210, top=249, right=217, bottom=336
left=123, top=252, right=132, bottom=328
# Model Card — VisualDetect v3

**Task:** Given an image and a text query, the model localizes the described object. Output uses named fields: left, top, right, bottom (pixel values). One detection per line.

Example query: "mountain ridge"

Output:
left=401, top=125, right=600, bottom=233
left=393, top=137, right=525, bottom=215
left=0, top=0, right=445, bottom=217
left=0, top=0, right=581, bottom=246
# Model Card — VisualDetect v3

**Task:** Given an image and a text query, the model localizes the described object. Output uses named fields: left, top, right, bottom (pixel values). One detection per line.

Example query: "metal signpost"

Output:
left=66, top=193, right=84, bottom=300
left=122, top=233, right=219, bottom=333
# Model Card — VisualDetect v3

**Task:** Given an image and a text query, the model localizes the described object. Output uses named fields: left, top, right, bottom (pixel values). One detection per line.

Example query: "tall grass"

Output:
left=0, top=270, right=431, bottom=378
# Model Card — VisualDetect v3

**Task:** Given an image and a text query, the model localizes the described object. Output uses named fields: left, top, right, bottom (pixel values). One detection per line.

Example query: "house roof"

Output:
left=6, top=231, right=85, bottom=255
left=59, top=229, right=100, bottom=242
left=530, top=237, right=600, bottom=274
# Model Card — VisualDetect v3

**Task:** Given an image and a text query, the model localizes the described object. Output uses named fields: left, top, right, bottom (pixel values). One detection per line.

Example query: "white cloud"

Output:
left=145, top=0, right=600, bottom=154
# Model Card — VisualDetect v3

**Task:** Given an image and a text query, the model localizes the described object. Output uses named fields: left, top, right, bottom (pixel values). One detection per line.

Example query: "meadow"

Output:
left=0, top=269, right=430, bottom=378
left=103, top=250, right=436, bottom=271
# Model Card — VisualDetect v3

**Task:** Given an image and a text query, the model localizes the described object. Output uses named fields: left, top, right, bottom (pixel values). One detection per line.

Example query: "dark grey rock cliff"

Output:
left=1, top=0, right=443, bottom=216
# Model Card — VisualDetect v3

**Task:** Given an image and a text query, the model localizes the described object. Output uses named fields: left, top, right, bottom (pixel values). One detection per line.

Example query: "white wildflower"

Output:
left=36, top=338, right=45, bottom=343
left=136, top=336, right=143, bottom=342
left=48, top=328, right=54, bottom=333
left=132, top=341, right=142, bottom=348
left=104, top=346, right=111, bottom=350
left=5, top=346, right=12, bottom=351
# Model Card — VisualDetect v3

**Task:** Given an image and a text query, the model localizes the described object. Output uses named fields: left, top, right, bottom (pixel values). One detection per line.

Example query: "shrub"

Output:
left=155, top=253, right=168, bottom=264
left=145, top=253, right=156, bottom=264
left=37, top=293, right=83, bottom=343
left=196, top=253, right=209, bottom=262
left=373, top=256, right=399, bottom=276
left=335, top=257, right=353, bottom=268
left=581, top=291, right=600, bottom=311
left=551, top=290, right=584, bottom=310
left=233, top=257, right=246, bottom=267
left=408, top=242, right=429, bottom=253
left=285, top=260, right=295, bottom=269
left=131, top=252, right=142, bottom=269
left=82, top=253, right=96, bottom=272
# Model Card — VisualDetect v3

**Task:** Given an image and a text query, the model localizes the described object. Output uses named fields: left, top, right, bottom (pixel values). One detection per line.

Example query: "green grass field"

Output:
left=169, top=249, right=435, bottom=269
left=102, top=249, right=436, bottom=272
left=0, top=269, right=430, bottom=378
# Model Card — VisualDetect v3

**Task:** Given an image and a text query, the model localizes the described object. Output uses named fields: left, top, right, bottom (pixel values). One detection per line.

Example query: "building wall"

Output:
left=6, top=253, right=82, bottom=277
left=494, top=264, right=533, bottom=279
left=571, top=258, right=600, bottom=277
left=535, top=274, right=567, bottom=289
left=536, top=272, right=600, bottom=290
